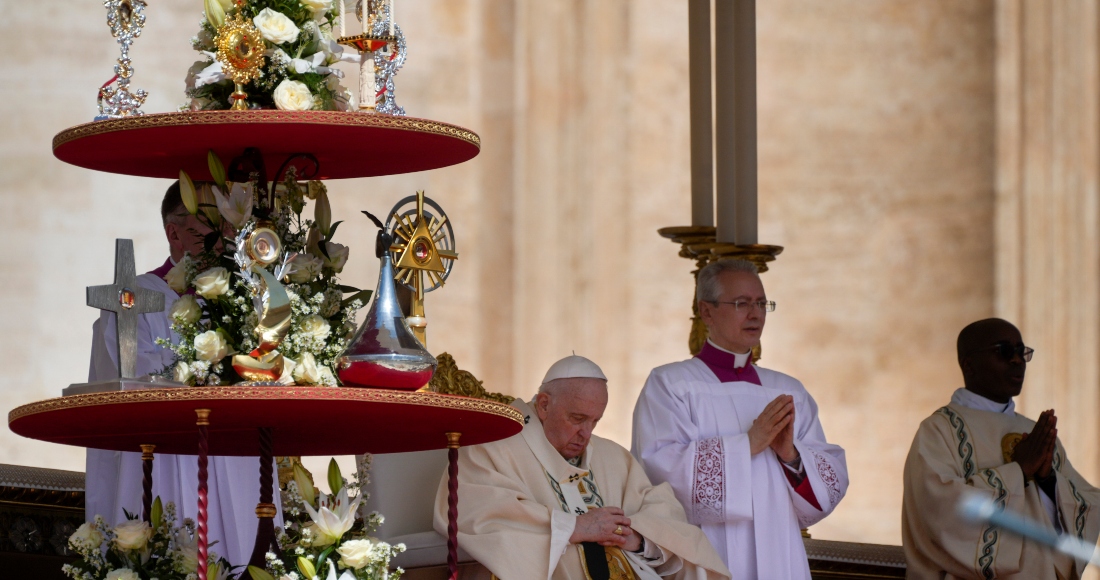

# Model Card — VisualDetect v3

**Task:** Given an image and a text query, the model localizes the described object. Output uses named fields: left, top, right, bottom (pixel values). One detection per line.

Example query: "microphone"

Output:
left=958, top=494, right=1100, bottom=568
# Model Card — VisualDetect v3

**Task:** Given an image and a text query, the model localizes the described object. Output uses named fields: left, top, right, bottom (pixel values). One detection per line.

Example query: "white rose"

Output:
left=165, top=257, right=191, bottom=294
left=273, top=79, right=315, bottom=111
left=286, top=253, right=323, bottom=283
left=292, top=352, right=322, bottom=385
left=112, top=520, right=153, bottom=551
left=193, top=267, right=230, bottom=299
left=194, top=330, right=228, bottom=362
left=69, top=522, right=103, bottom=549
left=318, top=242, right=349, bottom=272
left=337, top=538, right=375, bottom=570
left=169, top=295, right=202, bottom=325
left=105, top=569, right=140, bottom=580
left=301, top=0, right=334, bottom=15
left=173, top=361, right=195, bottom=384
left=254, top=8, right=300, bottom=44
left=298, top=314, right=331, bottom=341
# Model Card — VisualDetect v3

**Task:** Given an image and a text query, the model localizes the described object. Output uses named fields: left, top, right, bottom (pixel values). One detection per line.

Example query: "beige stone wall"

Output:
left=0, top=0, right=1002, bottom=547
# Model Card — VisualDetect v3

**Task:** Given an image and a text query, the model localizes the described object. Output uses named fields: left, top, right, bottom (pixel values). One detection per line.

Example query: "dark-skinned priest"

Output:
left=902, top=318, right=1100, bottom=579
left=632, top=259, right=849, bottom=580
left=433, top=355, right=730, bottom=580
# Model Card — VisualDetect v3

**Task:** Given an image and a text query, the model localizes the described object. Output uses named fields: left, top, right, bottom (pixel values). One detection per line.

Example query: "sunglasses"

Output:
left=977, top=342, right=1034, bottom=363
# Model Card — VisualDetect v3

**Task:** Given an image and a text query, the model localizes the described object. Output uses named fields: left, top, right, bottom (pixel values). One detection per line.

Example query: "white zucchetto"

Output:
left=540, top=355, right=608, bottom=384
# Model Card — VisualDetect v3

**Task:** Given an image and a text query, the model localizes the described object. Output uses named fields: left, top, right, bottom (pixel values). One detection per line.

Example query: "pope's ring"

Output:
left=614, top=525, right=623, bottom=535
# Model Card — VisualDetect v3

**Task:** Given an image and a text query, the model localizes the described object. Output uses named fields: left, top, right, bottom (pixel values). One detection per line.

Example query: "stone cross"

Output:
left=87, top=239, right=165, bottom=378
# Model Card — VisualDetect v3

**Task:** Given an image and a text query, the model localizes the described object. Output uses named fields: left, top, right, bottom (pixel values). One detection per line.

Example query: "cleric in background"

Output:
left=902, top=318, right=1100, bottom=579
left=433, top=355, right=730, bottom=580
left=86, top=181, right=277, bottom=566
left=632, top=259, right=848, bottom=580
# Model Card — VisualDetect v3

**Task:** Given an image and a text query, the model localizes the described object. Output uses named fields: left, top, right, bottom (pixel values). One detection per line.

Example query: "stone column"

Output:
left=995, top=0, right=1100, bottom=480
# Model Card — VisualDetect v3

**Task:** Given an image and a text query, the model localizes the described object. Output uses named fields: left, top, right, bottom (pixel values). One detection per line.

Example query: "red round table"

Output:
left=53, top=110, right=481, bottom=180
left=9, top=386, right=522, bottom=455
left=9, top=386, right=522, bottom=578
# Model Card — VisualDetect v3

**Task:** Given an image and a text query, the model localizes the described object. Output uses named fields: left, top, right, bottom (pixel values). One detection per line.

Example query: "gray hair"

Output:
left=696, top=259, right=760, bottom=304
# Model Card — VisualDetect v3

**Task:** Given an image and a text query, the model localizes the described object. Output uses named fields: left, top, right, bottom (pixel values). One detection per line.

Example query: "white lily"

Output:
left=213, top=182, right=254, bottom=229
left=302, top=486, right=360, bottom=547
left=326, top=563, right=357, bottom=580
left=192, top=57, right=226, bottom=89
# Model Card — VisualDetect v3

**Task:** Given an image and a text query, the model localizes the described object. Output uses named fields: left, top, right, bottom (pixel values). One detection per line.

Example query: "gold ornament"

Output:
left=214, top=14, right=266, bottom=111
left=389, top=191, right=457, bottom=346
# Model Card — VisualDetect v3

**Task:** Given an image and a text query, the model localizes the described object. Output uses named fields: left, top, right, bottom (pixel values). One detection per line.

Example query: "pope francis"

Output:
left=433, top=355, right=730, bottom=580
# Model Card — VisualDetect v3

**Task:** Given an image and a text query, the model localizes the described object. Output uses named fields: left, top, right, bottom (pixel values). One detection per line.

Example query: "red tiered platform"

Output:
left=35, top=108, right=493, bottom=579
left=53, top=111, right=481, bottom=180
left=8, top=386, right=522, bottom=456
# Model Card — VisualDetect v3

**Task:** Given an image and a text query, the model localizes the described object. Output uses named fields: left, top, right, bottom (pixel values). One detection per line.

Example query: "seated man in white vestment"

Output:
left=433, top=355, right=730, bottom=580
left=86, top=181, right=279, bottom=566
left=902, top=318, right=1100, bottom=579
left=632, top=259, right=849, bottom=580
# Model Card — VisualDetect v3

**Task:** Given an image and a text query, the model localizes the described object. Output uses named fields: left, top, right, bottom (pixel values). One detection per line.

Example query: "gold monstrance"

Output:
left=387, top=191, right=457, bottom=346
left=214, top=14, right=266, bottom=111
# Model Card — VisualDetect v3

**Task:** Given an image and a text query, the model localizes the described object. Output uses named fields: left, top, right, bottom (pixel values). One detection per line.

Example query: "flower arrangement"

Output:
left=63, top=499, right=232, bottom=580
left=186, top=0, right=355, bottom=111
left=248, top=459, right=404, bottom=580
left=157, top=151, right=370, bottom=386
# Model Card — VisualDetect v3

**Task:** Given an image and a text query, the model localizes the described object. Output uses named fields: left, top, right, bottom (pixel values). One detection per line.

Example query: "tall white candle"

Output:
left=389, top=0, right=395, bottom=36
left=339, top=0, right=345, bottom=37
left=714, top=0, right=757, bottom=244
left=688, top=0, right=713, bottom=228
left=360, top=53, right=376, bottom=110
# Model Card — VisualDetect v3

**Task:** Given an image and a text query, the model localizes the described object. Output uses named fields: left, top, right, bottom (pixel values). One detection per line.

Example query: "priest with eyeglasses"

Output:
left=631, top=259, right=849, bottom=580
left=902, top=318, right=1100, bottom=579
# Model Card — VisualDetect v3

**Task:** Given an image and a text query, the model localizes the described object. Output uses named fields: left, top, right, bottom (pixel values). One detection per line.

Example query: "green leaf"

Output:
left=247, top=565, right=275, bottom=580
left=203, top=231, right=221, bottom=253
left=315, top=546, right=336, bottom=579
left=327, top=457, right=342, bottom=495
left=336, top=284, right=361, bottom=293
left=325, top=220, right=343, bottom=241
left=207, top=149, right=227, bottom=188
left=341, top=290, right=372, bottom=309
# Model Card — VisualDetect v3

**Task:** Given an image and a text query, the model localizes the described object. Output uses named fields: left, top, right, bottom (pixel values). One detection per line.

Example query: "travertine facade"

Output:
left=10, top=0, right=1089, bottom=550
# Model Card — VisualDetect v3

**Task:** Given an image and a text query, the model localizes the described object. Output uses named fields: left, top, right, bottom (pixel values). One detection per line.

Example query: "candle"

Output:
left=360, top=53, right=375, bottom=110
left=688, top=0, right=713, bottom=228
left=389, top=0, right=395, bottom=36
left=714, top=0, right=757, bottom=244
left=339, top=0, right=345, bottom=37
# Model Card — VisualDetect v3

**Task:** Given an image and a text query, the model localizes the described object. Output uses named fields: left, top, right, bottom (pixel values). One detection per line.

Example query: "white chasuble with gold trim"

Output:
left=433, top=398, right=730, bottom=580
left=903, top=401, right=1100, bottom=580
